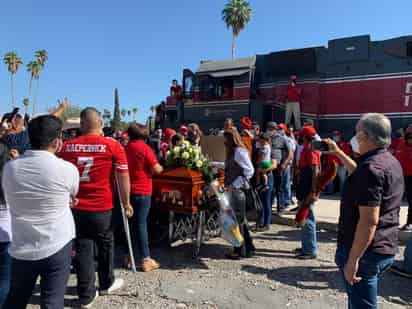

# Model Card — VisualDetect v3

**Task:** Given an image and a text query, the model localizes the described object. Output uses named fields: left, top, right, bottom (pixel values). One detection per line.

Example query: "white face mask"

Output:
left=350, top=136, right=360, bottom=154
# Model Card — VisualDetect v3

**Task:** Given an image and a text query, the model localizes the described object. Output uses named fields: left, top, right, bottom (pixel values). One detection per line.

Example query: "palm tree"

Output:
left=3, top=52, right=23, bottom=107
left=121, top=109, right=127, bottom=119
left=127, top=110, right=132, bottom=121
left=32, top=49, right=48, bottom=115
left=132, top=108, right=138, bottom=121
left=35, top=49, right=48, bottom=67
left=26, top=60, right=42, bottom=114
left=222, top=0, right=252, bottom=60
left=23, top=98, right=30, bottom=115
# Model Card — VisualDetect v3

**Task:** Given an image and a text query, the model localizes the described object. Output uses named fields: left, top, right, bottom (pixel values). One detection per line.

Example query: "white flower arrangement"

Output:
left=166, top=140, right=214, bottom=182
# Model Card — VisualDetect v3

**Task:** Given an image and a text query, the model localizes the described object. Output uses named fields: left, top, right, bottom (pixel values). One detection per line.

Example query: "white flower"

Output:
left=195, top=160, right=203, bottom=168
left=182, top=152, right=189, bottom=159
left=173, top=146, right=181, bottom=154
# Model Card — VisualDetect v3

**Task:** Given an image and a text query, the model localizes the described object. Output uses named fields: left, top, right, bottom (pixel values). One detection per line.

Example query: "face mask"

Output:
left=350, top=135, right=360, bottom=154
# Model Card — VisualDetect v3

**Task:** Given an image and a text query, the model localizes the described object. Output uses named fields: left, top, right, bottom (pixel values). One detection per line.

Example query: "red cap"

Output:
left=121, top=133, right=129, bottom=140
left=241, top=116, right=253, bottom=129
left=299, top=126, right=317, bottom=138
left=278, top=123, right=287, bottom=131
left=164, top=128, right=176, bottom=139
left=332, top=130, right=341, bottom=136
left=179, top=125, right=188, bottom=134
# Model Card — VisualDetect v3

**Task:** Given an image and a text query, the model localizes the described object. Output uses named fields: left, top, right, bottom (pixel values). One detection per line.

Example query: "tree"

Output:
left=35, top=49, right=48, bottom=67
left=127, top=110, right=132, bottom=121
left=222, top=0, right=252, bottom=60
left=103, top=109, right=111, bottom=127
left=22, top=98, right=30, bottom=115
left=132, top=108, right=138, bottom=121
left=112, top=88, right=122, bottom=129
left=26, top=60, right=42, bottom=114
left=3, top=51, right=23, bottom=108
left=121, top=109, right=127, bottom=119
left=30, top=49, right=48, bottom=115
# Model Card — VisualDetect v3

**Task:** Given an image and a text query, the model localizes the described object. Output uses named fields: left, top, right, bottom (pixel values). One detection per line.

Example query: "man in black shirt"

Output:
left=326, top=113, right=403, bottom=309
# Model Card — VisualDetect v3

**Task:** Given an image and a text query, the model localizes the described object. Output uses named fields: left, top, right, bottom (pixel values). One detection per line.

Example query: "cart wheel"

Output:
left=192, top=211, right=205, bottom=259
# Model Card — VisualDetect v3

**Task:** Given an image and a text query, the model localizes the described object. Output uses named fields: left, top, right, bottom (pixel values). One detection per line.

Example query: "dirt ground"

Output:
left=26, top=222, right=411, bottom=309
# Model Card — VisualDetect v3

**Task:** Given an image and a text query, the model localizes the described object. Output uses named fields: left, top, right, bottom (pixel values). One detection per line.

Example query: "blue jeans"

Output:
left=335, top=246, right=394, bottom=309
left=130, top=194, right=152, bottom=260
left=403, top=233, right=412, bottom=273
left=260, top=173, right=274, bottom=226
left=4, top=241, right=72, bottom=309
left=0, top=242, right=11, bottom=307
left=280, top=166, right=292, bottom=207
left=337, top=165, right=347, bottom=193
left=301, top=205, right=317, bottom=256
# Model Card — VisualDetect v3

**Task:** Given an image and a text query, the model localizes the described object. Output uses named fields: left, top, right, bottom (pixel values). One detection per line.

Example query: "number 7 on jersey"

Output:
left=78, top=157, right=94, bottom=182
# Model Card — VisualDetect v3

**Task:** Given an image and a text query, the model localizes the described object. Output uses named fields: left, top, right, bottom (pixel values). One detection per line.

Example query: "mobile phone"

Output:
left=312, top=140, right=329, bottom=152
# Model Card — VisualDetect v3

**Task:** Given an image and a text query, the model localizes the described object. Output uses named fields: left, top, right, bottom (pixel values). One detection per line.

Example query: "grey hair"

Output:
left=357, top=113, right=392, bottom=148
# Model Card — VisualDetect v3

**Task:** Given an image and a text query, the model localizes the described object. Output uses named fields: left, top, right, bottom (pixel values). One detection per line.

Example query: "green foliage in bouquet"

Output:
left=166, top=140, right=215, bottom=183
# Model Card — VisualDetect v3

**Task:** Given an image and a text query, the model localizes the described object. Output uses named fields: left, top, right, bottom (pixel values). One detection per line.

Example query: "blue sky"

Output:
left=0, top=0, right=410, bottom=121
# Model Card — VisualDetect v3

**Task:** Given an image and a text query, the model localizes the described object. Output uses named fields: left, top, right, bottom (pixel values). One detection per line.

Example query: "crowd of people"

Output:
left=0, top=101, right=411, bottom=309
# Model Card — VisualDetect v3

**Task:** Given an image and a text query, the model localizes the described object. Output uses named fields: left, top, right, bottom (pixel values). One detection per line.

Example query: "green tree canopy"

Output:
left=222, top=0, right=252, bottom=59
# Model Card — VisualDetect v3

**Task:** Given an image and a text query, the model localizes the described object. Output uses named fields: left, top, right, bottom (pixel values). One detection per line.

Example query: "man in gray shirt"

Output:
left=266, top=122, right=293, bottom=213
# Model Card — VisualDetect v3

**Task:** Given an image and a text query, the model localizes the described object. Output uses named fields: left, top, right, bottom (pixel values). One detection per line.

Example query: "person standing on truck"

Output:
left=285, top=75, right=302, bottom=130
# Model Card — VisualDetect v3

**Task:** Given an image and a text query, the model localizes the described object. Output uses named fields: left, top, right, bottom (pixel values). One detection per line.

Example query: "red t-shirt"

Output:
left=171, top=85, right=182, bottom=99
left=59, top=134, right=129, bottom=212
left=299, top=143, right=321, bottom=169
left=126, top=140, right=158, bottom=195
left=286, top=85, right=301, bottom=102
left=395, top=140, right=412, bottom=176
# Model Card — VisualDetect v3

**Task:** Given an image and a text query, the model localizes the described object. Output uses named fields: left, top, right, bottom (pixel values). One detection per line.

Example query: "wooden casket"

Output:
left=152, top=166, right=224, bottom=257
left=152, top=166, right=204, bottom=215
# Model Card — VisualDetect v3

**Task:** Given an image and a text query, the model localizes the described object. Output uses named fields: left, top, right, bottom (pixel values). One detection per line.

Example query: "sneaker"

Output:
left=261, top=225, right=270, bottom=232
left=390, top=264, right=412, bottom=279
left=289, top=206, right=299, bottom=213
left=142, top=258, right=160, bottom=272
left=99, top=278, right=124, bottom=296
left=296, top=253, right=317, bottom=260
left=400, top=224, right=412, bottom=231
left=293, top=248, right=302, bottom=254
left=81, top=291, right=98, bottom=308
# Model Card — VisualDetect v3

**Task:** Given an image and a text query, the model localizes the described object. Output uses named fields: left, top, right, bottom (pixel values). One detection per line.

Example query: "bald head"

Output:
left=80, top=107, right=103, bottom=134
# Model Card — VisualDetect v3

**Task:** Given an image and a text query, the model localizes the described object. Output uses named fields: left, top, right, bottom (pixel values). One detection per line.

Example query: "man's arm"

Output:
left=50, top=98, right=69, bottom=118
left=344, top=206, right=380, bottom=285
left=324, top=139, right=357, bottom=174
left=115, top=171, right=133, bottom=218
left=280, top=138, right=293, bottom=169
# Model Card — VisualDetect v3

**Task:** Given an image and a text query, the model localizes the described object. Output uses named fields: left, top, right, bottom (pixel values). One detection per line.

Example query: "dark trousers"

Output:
left=3, top=241, right=72, bottom=309
left=0, top=242, right=11, bottom=308
left=272, top=169, right=282, bottom=211
left=232, top=189, right=255, bottom=256
left=405, top=176, right=412, bottom=224
left=72, top=210, right=114, bottom=305
left=130, top=194, right=152, bottom=260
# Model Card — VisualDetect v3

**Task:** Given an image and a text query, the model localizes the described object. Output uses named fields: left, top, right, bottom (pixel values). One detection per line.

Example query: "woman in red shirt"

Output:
left=126, top=124, right=163, bottom=272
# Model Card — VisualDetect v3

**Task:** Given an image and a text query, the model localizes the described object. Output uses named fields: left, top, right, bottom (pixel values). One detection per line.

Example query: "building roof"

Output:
left=196, top=56, right=256, bottom=74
